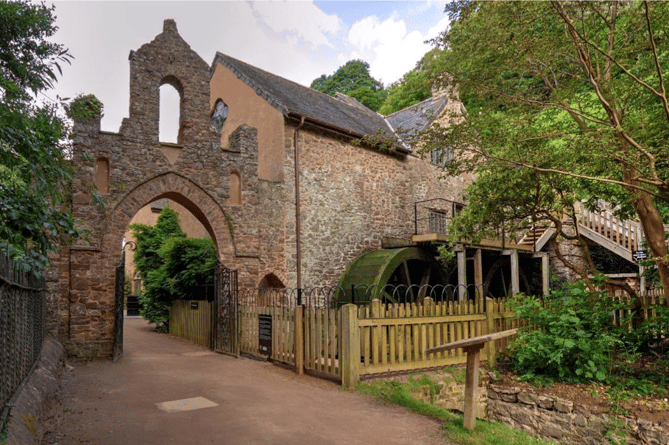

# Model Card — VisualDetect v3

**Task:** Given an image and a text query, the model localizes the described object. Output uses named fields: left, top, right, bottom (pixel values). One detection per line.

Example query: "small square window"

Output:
left=430, top=146, right=453, bottom=165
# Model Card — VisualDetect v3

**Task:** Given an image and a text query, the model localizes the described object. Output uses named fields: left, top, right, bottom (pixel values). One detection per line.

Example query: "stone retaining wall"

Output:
left=6, top=340, right=66, bottom=445
left=487, top=384, right=669, bottom=445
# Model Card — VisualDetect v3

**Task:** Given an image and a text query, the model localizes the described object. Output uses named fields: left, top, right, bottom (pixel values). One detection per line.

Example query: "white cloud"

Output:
left=344, top=13, right=449, bottom=86
left=251, top=1, right=340, bottom=49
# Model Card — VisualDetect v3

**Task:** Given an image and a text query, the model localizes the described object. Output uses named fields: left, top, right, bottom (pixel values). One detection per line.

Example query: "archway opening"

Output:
left=116, top=193, right=225, bottom=356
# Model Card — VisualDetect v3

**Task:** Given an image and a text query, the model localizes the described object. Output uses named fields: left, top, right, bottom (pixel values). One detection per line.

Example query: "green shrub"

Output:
left=508, top=282, right=630, bottom=383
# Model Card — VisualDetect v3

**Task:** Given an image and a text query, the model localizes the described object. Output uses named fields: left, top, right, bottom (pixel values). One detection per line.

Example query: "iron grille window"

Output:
left=428, top=210, right=448, bottom=234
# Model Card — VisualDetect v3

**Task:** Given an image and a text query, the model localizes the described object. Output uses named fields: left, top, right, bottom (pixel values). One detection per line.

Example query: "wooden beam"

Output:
left=426, top=328, right=518, bottom=355
left=425, top=328, right=518, bottom=431
left=473, top=249, right=483, bottom=299
left=508, top=249, right=519, bottom=295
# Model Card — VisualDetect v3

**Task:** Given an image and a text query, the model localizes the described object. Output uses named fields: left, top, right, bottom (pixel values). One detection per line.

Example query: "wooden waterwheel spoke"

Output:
left=382, top=291, right=396, bottom=304
left=418, top=268, right=431, bottom=300
left=400, top=261, right=416, bottom=301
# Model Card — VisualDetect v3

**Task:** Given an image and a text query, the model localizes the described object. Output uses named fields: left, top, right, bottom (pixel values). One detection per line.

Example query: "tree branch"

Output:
left=644, top=1, right=669, bottom=124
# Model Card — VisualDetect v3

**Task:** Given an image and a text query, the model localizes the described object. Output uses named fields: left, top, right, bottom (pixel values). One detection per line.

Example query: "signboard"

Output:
left=190, top=301, right=199, bottom=309
left=632, top=250, right=648, bottom=262
left=258, top=314, right=272, bottom=356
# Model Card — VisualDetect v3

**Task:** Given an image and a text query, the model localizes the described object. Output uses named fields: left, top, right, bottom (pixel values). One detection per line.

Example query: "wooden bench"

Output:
left=426, top=328, right=518, bottom=430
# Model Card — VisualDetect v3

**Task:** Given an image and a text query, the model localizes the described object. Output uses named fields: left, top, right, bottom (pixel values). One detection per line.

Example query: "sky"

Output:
left=46, top=1, right=450, bottom=134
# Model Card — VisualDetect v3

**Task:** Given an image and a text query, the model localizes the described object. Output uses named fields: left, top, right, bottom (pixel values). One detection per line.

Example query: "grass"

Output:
left=355, top=377, right=551, bottom=445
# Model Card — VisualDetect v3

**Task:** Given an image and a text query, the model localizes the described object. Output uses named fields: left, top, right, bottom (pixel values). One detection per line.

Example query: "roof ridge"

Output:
left=384, top=95, right=444, bottom=118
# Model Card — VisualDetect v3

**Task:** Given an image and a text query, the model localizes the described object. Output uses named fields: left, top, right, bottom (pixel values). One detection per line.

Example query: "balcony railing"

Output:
left=414, top=198, right=465, bottom=236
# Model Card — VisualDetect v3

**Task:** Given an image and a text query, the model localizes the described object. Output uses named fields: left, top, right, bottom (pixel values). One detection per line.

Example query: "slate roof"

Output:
left=385, top=96, right=448, bottom=143
left=212, top=53, right=396, bottom=140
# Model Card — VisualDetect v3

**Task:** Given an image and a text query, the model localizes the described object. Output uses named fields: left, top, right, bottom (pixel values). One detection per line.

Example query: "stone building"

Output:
left=47, top=20, right=476, bottom=357
left=49, top=20, right=639, bottom=358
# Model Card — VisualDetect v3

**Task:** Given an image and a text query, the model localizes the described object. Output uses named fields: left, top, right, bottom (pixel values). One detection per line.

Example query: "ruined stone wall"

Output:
left=58, top=21, right=286, bottom=357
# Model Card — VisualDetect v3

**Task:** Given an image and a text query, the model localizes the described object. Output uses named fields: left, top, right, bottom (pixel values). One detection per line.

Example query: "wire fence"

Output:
left=0, top=250, right=46, bottom=429
left=238, top=283, right=486, bottom=310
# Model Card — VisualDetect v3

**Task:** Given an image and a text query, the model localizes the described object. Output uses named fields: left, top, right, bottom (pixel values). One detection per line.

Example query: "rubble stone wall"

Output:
left=487, top=384, right=669, bottom=445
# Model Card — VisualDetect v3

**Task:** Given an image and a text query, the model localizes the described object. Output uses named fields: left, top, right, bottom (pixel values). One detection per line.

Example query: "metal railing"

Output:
left=1, top=251, right=46, bottom=429
left=414, top=198, right=465, bottom=236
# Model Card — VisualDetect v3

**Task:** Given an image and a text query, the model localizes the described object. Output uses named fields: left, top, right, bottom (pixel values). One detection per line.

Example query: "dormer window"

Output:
left=211, top=100, right=228, bottom=133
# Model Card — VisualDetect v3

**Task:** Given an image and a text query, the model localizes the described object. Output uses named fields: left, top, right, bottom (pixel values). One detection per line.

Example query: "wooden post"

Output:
left=485, top=298, right=495, bottom=366
left=463, top=345, right=482, bottom=430
left=541, top=253, right=550, bottom=296
left=504, top=249, right=519, bottom=295
left=457, top=248, right=467, bottom=301
left=294, top=305, right=304, bottom=375
left=341, top=304, right=360, bottom=388
left=474, top=249, right=483, bottom=299
left=426, top=328, right=518, bottom=431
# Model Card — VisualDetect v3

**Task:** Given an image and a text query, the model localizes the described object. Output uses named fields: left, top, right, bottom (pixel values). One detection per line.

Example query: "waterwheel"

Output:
left=336, top=247, right=448, bottom=305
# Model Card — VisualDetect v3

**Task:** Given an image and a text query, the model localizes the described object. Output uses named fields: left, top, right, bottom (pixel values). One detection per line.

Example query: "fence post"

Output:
left=341, top=304, right=360, bottom=388
left=295, top=305, right=304, bottom=375
left=485, top=297, right=496, bottom=366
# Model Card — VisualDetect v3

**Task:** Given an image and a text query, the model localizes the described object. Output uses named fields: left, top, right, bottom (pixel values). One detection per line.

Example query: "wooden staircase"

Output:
left=516, top=202, right=642, bottom=262
left=575, top=202, right=641, bottom=263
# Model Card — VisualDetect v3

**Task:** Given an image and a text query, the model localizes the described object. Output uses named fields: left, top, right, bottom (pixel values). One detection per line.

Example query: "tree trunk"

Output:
left=632, top=191, right=669, bottom=303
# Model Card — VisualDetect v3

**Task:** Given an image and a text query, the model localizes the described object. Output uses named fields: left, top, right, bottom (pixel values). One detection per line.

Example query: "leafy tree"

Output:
left=130, top=207, right=216, bottom=331
left=424, top=1, right=669, bottom=300
left=0, top=0, right=83, bottom=272
left=311, top=60, right=386, bottom=111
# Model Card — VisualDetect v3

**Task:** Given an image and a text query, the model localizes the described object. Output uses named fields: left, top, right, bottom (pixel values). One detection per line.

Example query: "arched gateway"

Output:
left=53, top=20, right=287, bottom=358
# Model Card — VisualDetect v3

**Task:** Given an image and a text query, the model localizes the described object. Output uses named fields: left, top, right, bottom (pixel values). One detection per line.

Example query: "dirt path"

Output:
left=44, top=317, right=446, bottom=445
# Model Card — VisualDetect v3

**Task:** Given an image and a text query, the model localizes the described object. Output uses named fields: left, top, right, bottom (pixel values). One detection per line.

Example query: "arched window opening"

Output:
left=94, top=157, right=110, bottom=194
left=229, top=171, right=241, bottom=205
left=210, top=99, right=228, bottom=133
left=159, top=82, right=181, bottom=143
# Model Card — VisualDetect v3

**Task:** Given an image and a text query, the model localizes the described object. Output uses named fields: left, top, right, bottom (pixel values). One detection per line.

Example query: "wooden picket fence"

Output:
left=611, top=288, right=668, bottom=337
left=303, top=306, right=340, bottom=376
left=169, top=300, right=214, bottom=348
left=236, top=297, right=519, bottom=385
left=192, top=288, right=667, bottom=387
left=240, top=305, right=296, bottom=364
left=353, top=298, right=518, bottom=378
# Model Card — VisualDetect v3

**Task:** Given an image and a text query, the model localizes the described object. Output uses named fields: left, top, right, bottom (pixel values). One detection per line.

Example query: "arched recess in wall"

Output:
left=258, top=273, right=286, bottom=306
left=159, top=75, right=184, bottom=143
left=94, top=157, right=110, bottom=194
left=229, top=170, right=241, bottom=205
left=258, top=273, right=285, bottom=289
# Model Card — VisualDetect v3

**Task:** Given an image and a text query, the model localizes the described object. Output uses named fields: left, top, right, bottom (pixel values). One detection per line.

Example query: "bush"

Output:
left=507, top=282, right=630, bottom=383
left=130, top=208, right=216, bottom=332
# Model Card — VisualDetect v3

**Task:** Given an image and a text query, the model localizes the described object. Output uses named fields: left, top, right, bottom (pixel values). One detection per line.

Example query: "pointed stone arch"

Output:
left=65, top=172, right=236, bottom=358
left=103, top=171, right=234, bottom=259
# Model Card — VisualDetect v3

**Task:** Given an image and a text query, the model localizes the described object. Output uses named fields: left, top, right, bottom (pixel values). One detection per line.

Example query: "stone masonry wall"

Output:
left=58, top=20, right=286, bottom=357
left=293, top=124, right=474, bottom=287
left=487, top=385, right=669, bottom=445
